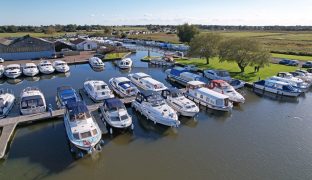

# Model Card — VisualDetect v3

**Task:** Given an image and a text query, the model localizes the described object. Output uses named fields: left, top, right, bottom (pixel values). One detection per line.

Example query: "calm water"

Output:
left=1, top=50, right=312, bottom=180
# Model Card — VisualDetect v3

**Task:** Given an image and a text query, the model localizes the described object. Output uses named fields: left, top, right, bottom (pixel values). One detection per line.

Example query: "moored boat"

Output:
left=161, top=88, right=199, bottom=117
left=207, top=80, right=245, bottom=104
left=84, top=80, right=114, bottom=101
left=253, top=79, right=302, bottom=97
left=99, top=98, right=133, bottom=134
left=22, top=63, right=39, bottom=77
left=132, top=90, right=180, bottom=127
left=270, top=75, right=309, bottom=92
left=4, top=64, right=22, bottom=79
left=89, top=57, right=105, bottom=69
left=56, top=86, right=81, bottom=109
left=185, top=81, right=233, bottom=112
left=118, top=58, right=132, bottom=69
left=53, top=60, right=70, bottom=73
left=0, top=89, right=15, bottom=118
left=64, top=101, right=102, bottom=154
left=165, top=67, right=204, bottom=86
left=109, top=77, right=139, bottom=98
left=38, top=60, right=55, bottom=74
left=128, top=72, right=167, bottom=92
left=0, top=65, right=4, bottom=78
left=20, top=87, right=47, bottom=115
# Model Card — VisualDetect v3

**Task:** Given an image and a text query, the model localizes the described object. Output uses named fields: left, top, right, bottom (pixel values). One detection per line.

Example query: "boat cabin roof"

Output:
left=6, top=64, right=20, bottom=68
left=197, top=87, right=229, bottom=99
left=24, top=63, right=36, bottom=67
left=104, top=98, right=124, bottom=109
left=132, top=72, right=150, bottom=79
left=140, top=90, right=157, bottom=98
left=166, top=88, right=182, bottom=94
left=66, top=101, right=89, bottom=116
left=266, top=79, right=289, bottom=85
left=113, top=77, right=131, bottom=84
left=187, top=81, right=205, bottom=86
left=87, top=80, right=107, bottom=86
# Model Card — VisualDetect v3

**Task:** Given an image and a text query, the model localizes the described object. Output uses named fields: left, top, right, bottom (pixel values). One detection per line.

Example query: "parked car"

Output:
left=287, top=60, right=299, bottom=66
left=279, top=59, right=291, bottom=65
left=307, top=68, right=312, bottom=73
left=302, top=61, right=312, bottom=68
left=0, top=58, right=4, bottom=63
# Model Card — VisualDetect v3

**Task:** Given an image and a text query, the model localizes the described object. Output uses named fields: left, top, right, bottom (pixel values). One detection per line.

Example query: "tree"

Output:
left=44, top=26, right=56, bottom=34
left=177, top=23, right=199, bottom=43
left=219, top=38, right=271, bottom=73
left=188, top=33, right=222, bottom=64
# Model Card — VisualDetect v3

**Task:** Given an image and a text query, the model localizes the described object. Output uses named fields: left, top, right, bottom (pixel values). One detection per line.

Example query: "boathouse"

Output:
left=71, top=38, right=98, bottom=51
left=0, top=35, right=55, bottom=60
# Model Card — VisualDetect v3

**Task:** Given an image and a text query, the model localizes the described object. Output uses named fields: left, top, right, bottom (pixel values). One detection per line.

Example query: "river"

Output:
left=0, top=49, right=312, bottom=180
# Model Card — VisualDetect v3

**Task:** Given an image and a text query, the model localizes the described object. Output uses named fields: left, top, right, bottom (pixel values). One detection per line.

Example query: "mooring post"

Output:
left=48, top=104, right=53, bottom=117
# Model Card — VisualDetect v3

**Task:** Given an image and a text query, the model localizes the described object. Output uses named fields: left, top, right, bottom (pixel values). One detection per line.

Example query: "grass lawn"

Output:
left=104, top=52, right=129, bottom=60
left=271, top=53, right=312, bottom=61
left=176, top=58, right=299, bottom=82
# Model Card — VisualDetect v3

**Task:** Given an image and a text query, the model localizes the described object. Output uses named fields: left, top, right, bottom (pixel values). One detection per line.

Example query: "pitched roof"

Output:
left=70, top=38, right=86, bottom=45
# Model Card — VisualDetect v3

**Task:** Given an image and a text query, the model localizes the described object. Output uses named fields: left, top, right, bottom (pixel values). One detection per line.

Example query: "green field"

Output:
left=104, top=52, right=129, bottom=60
left=176, top=58, right=299, bottom=82
left=129, top=31, right=312, bottom=60
left=271, top=53, right=312, bottom=61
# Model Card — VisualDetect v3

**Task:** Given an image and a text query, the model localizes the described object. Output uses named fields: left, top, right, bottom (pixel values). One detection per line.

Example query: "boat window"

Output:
left=70, top=111, right=91, bottom=121
left=147, top=94, right=165, bottom=107
left=21, top=96, right=44, bottom=109
left=200, top=95, right=204, bottom=99
left=120, top=114, right=128, bottom=121
left=111, top=116, right=120, bottom=121
left=73, top=133, right=80, bottom=139
left=216, top=99, right=224, bottom=106
left=80, top=131, right=92, bottom=139
left=92, top=129, right=98, bottom=135
left=217, top=71, right=230, bottom=77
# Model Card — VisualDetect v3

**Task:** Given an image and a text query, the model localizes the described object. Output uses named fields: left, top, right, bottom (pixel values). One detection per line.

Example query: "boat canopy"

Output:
left=104, top=98, right=124, bottom=110
left=170, top=67, right=189, bottom=76
left=66, top=101, right=91, bottom=121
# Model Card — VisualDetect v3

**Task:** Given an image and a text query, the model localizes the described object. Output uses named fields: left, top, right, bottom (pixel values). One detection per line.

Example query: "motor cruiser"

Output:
left=128, top=72, right=167, bottom=92
left=20, top=87, right=46, bottom=115
left=4, top=64, right=22, bottom=79
left=0, top=89, right=15, bottom=118
left=84, top=80, right=114, bottom=101
left=22, top=63, right=39, bottom=77
left=56, top=86, right=81, bottom=109
left=89, top=57, right=105, bottom=69
left=53, top=60, right=70, bottom=73
left=109, top=77, right=139, bottom=98
left=38, top=60, right=55, bottom=74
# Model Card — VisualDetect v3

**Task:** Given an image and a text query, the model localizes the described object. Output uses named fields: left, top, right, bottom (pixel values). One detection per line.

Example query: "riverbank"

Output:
left=103, top=52, right=131, bottom=61
left=176, top=58, right=300, bottom=82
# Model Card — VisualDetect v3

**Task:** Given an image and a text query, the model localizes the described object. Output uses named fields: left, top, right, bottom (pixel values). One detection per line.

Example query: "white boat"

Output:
left=185, top=81, right=233, bottom=112
left=128, top=72, right=167, bottom=92
left=4, top=64, right=22, bottom=79
left=0, top=90, right=15, bottom=118
left=270, top=75, right=309, bottom=92
left=64, top=101, right=102, bottom=154
left=109, top=77, right=139, bottom=98
left=289, top=71, right=312, bottom=85
left=118, top=58, right=132, bottom=69
left=0, top=65, right=4, bottom=78
left=207, top=80, right=245, bottom=104
left=89, top=57, right=105, bottom=69
left=20, top=87, right=47, bottom=115
left=38, top=60, right=55, bottom=74
left=165, top=67, right=204, bottom=86
left=22, top=63, right=39, bottom=77
left=53, top=60, right=70, bottom=73
left=99, top=98, right=133, bottom=134
left=161, top=88, right=199, bottom=117
left=253, top=79, right=301, bottom=97
left=150, top=57, right=175, bottom=66
left=84, top=80, right=114, bottom=101
left=132, top=90, right=180, bottom=127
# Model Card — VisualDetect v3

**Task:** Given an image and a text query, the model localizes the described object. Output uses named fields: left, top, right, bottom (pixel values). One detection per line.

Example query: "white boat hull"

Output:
left=185, top=94, right=233, bottom=112
left=253, top=84, right=301, bottom=97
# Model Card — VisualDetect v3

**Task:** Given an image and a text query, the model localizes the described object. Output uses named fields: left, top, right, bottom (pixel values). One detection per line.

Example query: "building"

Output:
left=54, top=40, right=75, bottom=52
left=0, top=35, right=55, bottom=60
left=71, top=38, right=97, bottom=51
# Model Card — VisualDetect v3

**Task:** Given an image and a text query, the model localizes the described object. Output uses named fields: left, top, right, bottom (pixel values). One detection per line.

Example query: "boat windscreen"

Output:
left=21, top=96, right=44, bottom=109
left=147, top=94, right=165, bottom=107
left=217, top=71, right=230, bottom=77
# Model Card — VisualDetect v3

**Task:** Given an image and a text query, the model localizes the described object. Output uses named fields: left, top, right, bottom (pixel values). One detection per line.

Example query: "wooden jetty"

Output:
left=0, top=96, right=134, bottom=159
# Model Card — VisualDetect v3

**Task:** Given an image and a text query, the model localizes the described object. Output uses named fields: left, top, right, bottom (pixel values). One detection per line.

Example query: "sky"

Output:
left=0, top=0, right=312, bottom=26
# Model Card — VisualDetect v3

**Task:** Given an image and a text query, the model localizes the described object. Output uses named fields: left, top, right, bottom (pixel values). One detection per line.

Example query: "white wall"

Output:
left=76, top=40, right=98, bottom=51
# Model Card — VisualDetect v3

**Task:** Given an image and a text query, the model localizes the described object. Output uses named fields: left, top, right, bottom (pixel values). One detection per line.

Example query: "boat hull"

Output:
left=185, top=94, right=233, bottom=112
left=253, top=84, right=301, bottom=97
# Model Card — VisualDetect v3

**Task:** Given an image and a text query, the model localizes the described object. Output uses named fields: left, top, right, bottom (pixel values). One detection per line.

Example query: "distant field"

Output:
left=0, top=32, right=73, bottom=38
left=176, top=58, right=299, bottom=82
left=130, top=30, right=312, bottom=60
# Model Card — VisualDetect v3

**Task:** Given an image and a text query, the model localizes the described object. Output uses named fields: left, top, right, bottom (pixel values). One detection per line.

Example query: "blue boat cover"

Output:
left=66, top=101, right=89, bottom=115
left=170, top=68, right=189, bottom=76
left=119, top=82, right=131, bottom=89
left=104, top=98, right=124, bottom=109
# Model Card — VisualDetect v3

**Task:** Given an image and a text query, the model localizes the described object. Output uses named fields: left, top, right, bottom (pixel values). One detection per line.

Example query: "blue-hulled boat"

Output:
left=165, top=67, right=204, bottom=86
left=253, top=79, right=302, bottom=97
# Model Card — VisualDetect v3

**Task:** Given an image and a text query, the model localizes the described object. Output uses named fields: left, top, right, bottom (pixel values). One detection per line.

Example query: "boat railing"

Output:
left=0, top=88, right=14, bottom=95
left=22, top=87, right=41, bottom=93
